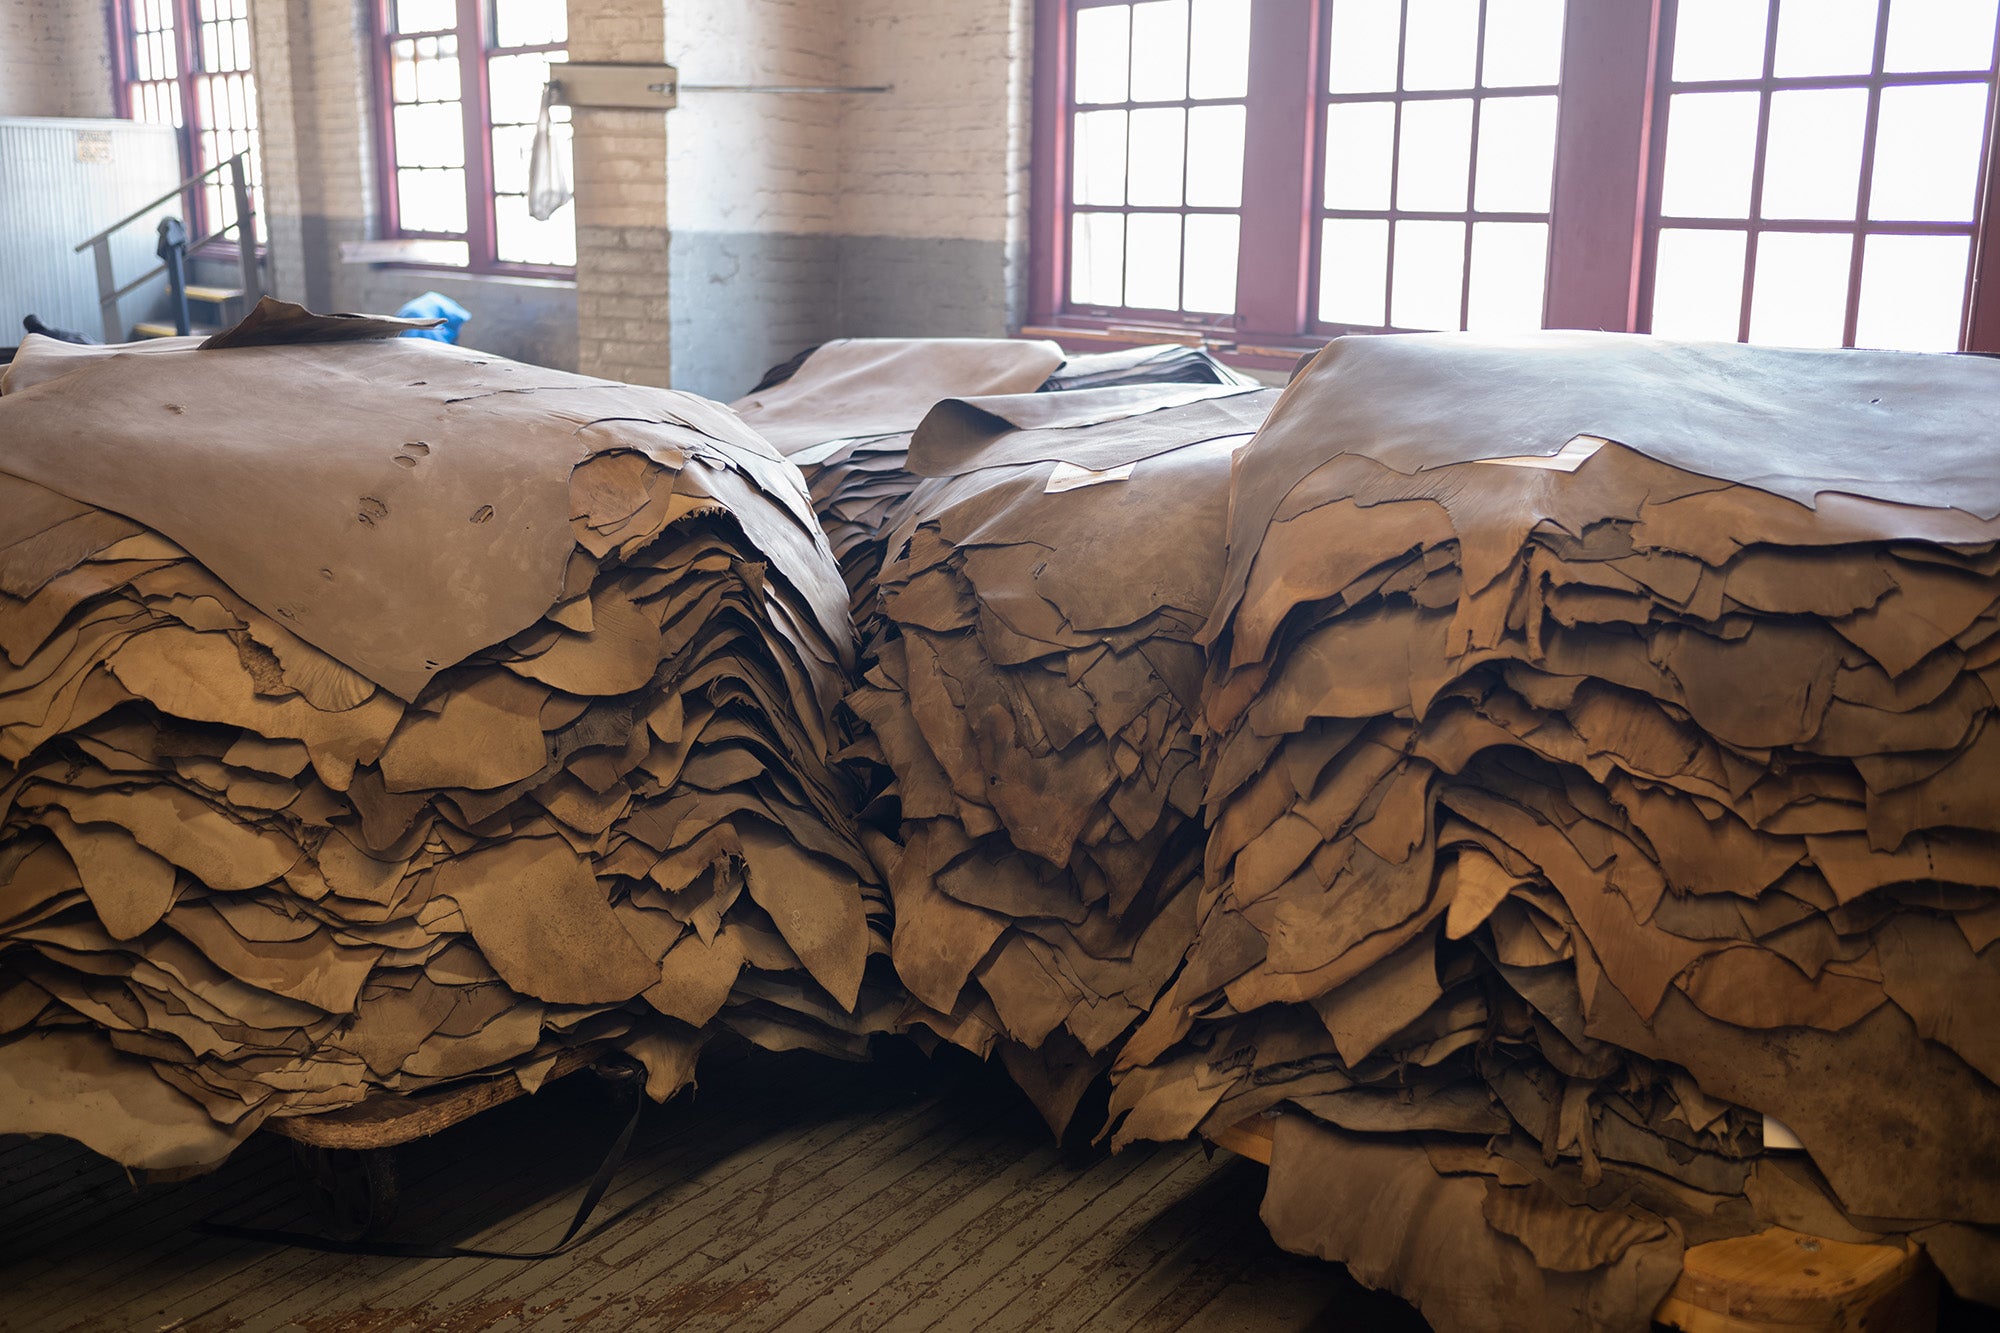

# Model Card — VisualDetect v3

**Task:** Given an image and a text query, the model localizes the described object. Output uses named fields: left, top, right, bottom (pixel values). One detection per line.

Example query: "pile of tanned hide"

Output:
left=0, top=302, right=891, bottom=1173
left=730, top=339, right=1065, bottom=634
left=1103, top=333, right=2000, bottom=1328
left=847, top=384, right=1275, bottom=1134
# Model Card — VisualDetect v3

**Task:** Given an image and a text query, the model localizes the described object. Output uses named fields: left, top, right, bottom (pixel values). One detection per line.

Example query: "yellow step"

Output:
left=131, top=321, right=219, bottom=339
left=182, top=284, right=244, bottom=304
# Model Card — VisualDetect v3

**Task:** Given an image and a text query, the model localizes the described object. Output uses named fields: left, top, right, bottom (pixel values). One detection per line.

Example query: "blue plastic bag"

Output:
left=395, top=291, right=471, bottom=343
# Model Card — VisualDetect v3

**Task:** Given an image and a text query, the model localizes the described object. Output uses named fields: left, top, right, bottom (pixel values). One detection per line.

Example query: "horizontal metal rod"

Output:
left=676, top=84, right=893, bottom=94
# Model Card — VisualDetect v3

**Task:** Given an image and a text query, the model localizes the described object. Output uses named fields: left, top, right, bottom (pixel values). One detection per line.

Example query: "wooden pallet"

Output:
left=258, top=1045, right=616, bottom=1239
left=264, top=1044, right=610, bottom=1151
left=1209, top=1115, right=1939, bottom=1333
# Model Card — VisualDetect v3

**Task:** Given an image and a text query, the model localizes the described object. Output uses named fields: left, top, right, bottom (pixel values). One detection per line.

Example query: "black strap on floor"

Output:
left=198, top=1064, right=646, bottom=1260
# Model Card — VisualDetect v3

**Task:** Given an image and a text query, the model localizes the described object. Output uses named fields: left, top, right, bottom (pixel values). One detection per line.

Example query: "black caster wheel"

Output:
left=289, top=1141, right=400, bottom=1241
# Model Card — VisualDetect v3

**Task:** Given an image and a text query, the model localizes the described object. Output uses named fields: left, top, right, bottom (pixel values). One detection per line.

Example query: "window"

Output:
left=114, top=0, right=264, bottom=246
left=374, top=0, right=576, bottom=273
left=1029, top=0, right=2000, bottom=357
left=1646, top=0, right=2000, bottom=351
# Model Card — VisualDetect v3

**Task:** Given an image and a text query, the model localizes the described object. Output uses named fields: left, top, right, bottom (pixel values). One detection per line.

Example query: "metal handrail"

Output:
left=71, top=150, right=250, bottom=252
left=72, top=150, right=261, bottom=340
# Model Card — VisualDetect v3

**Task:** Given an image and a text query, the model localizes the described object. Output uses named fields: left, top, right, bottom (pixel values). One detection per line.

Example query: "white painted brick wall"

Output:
left=0, top=0, right=115, bottom=120
left=836, top=0, right=1031, bottom=246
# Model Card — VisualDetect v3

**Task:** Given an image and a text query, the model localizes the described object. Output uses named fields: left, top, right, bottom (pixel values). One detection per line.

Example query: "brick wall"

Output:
left=569, top=0, right=668, bottom=384
left=0, top=0, right=114, bottom=120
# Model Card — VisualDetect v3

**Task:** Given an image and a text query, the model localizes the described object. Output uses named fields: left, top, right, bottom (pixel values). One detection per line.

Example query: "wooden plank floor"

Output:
left=0, top=1045, right=1431, bottom=1333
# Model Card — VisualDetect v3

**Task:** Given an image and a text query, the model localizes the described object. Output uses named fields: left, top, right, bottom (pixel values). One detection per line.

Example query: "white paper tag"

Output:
left=1762, top=1114, right=1805, bottom=1151
left=1044, top=460, right=1134, bottom=493
left=1472, top=434, right=1606, bottom=472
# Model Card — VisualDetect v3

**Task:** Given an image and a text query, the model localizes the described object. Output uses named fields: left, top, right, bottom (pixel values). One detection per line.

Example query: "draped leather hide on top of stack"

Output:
left=1104, top=332, right=2000, bottom=1329
left=0, top=304, right=892, bottom=1173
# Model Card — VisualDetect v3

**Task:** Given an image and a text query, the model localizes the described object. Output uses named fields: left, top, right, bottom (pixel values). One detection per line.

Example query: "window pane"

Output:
left=1395, top=97, right=1473, bottom=211
left=1870, top=82, right=1990, bottom=221
left=1761, top=88, right=1868, bottom=220
left=1125, top=211, right=1184, bottom=308
left=492, top=123, right=536, bottom=196
left=1075, top=4, right=1132, bottom=104
left=1186, top=104, right=1246, bottom=207
left=1473, top=94, right=1557, bottom=212
left=1885, top=0, right=2000, bottom=72
left=494, top=0, right=567, bottom=49
left=394, top=0, right=455, bottom=35
left=394, top=101, right=466, bottom=167
left=1659, top=91, right=1759, bottom=217
left=1130, top=0, right=1191, bottom=102
left=414, top=43, right=460, bottom=103
left=1328, top=0, right=1403, bottom=94
left=1189, top=0, right=1251, bottom=99
left=1391, top=219, right=1467, bottom=328
left=1325, top=100, right=1396, bottom=209
left=1651, top=228, right=1747, bottom=339
left=1127, top=106, right=1187, bottom=206
left=1072, top=212, right=1127, bottom=306
left=496, top=193, right=576, bottom=267
left=1073, top=110, right=1129, bottom=207
left=1672, top=0, right=1771, bottom=81
left=398, top=167, right=468, bottom=233
left=1320, top=217, right=1391, bottom=324
left=1773, top=0, right=1880, bottom=77
left=1466, top=221, right=1549, bottom=330
left=1855, top=233, right=1970, bottom=350
left=1183, top=213, right=1240, bottom=312
left=1748, top=232, right=1853, bottom=347
left=1403, top=0, right=1479, bottom=90
left=487, top=51, right=549, bottom=126
left=1482, top=0, right=1566, bottom=87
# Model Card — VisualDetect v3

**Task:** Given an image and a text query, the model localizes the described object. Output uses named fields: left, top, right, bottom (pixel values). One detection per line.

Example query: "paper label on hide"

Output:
left=1472, top=435, right=1606, bottom=473
left=1044, top=461, right=1134, bottom=494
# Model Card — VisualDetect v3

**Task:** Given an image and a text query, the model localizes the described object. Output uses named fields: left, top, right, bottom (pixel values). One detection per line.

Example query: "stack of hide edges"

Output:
left=730, top=338, right=1065, bottom=638
left=1107, top=333, right=2000, bottom=1330
left=0, top=300, right=892, bottom=1174
left=848, top=383, right=1276, bottom=1134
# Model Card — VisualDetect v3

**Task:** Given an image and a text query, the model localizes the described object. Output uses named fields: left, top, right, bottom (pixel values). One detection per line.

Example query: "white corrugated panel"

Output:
left=0, top=117, right=184, bottom=343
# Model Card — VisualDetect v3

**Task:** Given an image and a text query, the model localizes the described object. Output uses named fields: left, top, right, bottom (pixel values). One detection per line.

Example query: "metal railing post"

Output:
left=91, top=236, right=120, bottom=342
left=230, top=155, right=261, bottom=305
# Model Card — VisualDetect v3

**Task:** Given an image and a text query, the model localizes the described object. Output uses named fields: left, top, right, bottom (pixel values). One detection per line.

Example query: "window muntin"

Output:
left=1067, top=0, right=1253, bottom=319
left=117, top=0, right=264, bottom=246
left=1313, top=0, right=1566, bottom=333
left=1644, top=0, right=2000, bottom=351
left=1033, top=0, right=2000, bottom=357
left=378, top=0, right=575, bottom=273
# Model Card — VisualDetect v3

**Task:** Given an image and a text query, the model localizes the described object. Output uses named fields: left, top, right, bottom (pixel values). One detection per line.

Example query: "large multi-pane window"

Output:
left=114, top=0, right=264, bottom=246
left=1031, top=0, right=2000, bottom=357
left=375, top=0, right=575, bottom=273
left=1647, top=0, right=2000, bottom=351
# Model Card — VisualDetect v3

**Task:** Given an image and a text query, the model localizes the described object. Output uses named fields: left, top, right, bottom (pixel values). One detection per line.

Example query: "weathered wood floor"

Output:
left=0, top=1046, right=1431, bottom=1333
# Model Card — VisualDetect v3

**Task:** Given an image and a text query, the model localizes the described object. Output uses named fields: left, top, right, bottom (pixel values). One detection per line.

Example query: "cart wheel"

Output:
left=290, top=1142, right=400, bottom=1241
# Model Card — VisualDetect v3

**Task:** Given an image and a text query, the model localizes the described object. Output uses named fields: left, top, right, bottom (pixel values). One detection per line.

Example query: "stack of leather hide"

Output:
left=847, top=384, right=1276, bottom=1133
left=0, top=303, right=891, bottom=1173
left=1038, top=343, right=1255, bottom=393
left=730, top=339, right=1065, bottom=633
left=1102, top=333, right=2000, bottom=1328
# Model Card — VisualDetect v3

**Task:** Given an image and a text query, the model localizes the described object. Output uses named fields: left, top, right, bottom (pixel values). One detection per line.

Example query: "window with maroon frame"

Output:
left=114, top=0, right=264, bottom=247
left=1028, top=0, right=2000, bottom=356
left=374, top=0, right=575, bottom=274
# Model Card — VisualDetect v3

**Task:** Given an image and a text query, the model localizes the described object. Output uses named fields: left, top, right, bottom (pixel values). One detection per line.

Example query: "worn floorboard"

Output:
left=0, top=1045, right=1432, bottom=1333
